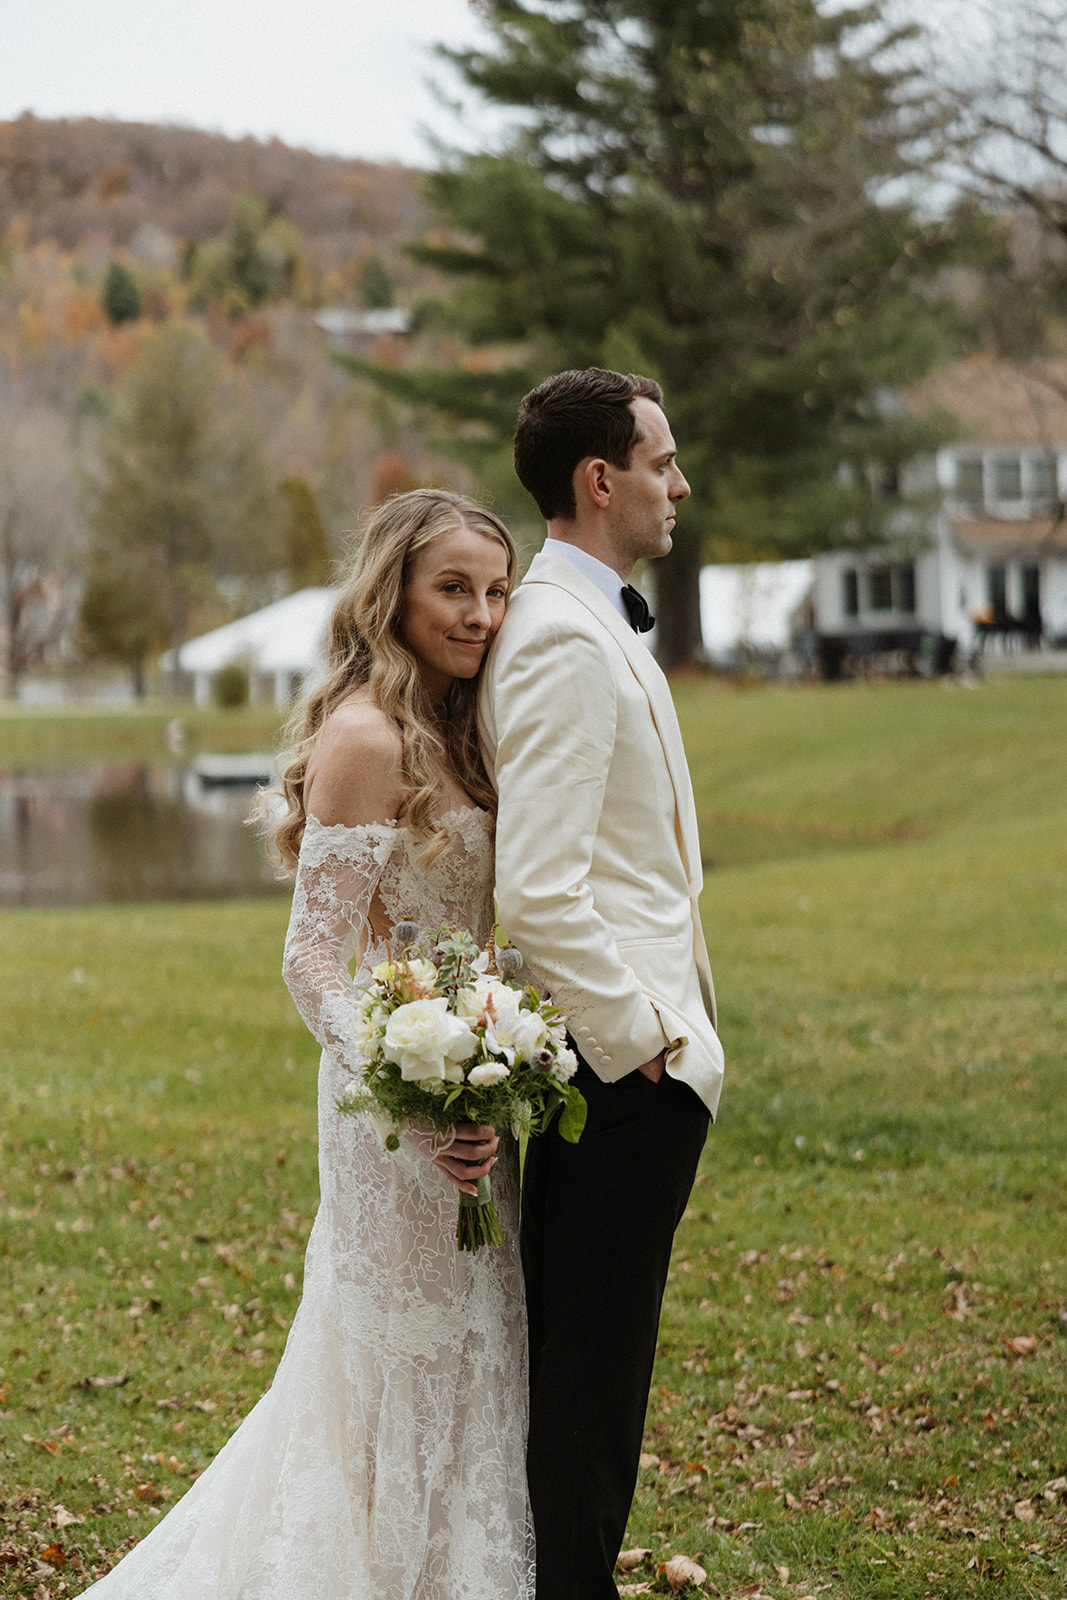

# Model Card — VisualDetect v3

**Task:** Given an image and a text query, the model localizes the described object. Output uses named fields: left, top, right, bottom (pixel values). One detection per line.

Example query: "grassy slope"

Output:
left=1, top=678, right=1065, bottom=1597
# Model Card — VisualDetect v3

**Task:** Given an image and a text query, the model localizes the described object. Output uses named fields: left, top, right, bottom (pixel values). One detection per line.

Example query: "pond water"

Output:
left=0, top=763, right=290, bottom=908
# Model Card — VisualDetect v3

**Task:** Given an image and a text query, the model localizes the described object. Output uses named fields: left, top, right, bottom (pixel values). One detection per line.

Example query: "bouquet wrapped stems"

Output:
left=457, top=1173, right=504, bottom=1252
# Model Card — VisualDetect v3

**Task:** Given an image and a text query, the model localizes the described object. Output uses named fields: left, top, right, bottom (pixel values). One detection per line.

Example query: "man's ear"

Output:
left=581, top=456, right=612, bottom=509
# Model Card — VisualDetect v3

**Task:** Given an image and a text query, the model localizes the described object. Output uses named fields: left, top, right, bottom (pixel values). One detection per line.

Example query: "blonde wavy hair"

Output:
left=259, top=489, right=518, bottom=874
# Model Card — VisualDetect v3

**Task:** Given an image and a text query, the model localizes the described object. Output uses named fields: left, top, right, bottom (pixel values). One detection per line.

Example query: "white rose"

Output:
left=484, top=1008, right=549, bottom=1066
left=468, top=1063, right=510, bottom=1088
left=455, top=974, right=523, bottom=1024
left=485, top=977, right=523, bottom=1018
left=403, top=958, right=438, bottom=988
left=550, top=1046, right=578, bottom=1082
left=382, top=998, right=477, bottom=1081
left=454, top=976, right=495, bottom=1022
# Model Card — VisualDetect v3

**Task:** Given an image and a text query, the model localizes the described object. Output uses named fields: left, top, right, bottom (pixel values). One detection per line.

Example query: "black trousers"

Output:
left=522, top=1057, right=710, bottom=1600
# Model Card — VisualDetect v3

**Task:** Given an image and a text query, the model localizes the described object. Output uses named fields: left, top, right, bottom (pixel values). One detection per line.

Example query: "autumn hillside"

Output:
left=0, top=117, right=485, bottom=701
left=0, top=114, right=424, bottom=288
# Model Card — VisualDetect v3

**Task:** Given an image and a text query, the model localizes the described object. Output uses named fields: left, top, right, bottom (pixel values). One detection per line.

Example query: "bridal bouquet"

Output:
left=337, top=923, right=586, bottom=1251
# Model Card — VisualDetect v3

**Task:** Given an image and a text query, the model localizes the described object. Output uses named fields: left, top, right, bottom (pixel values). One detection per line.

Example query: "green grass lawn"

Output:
left=2, top=677, right=1065, bottom=1597
left=0, top=704, right=285, bottom=772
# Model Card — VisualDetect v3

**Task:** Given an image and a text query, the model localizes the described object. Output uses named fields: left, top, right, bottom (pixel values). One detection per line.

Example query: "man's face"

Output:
left=603, top=397, right=690, bottom=571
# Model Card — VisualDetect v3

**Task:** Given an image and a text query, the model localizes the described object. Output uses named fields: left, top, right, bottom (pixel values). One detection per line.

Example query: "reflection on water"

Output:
left=0, top=764, right=289, bottom=908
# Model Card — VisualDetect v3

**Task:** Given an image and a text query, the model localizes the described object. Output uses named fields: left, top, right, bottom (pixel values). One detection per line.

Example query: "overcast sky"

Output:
left=3, top=0, right=986, bottom=170
left=2, top=0, right=496, bottom=167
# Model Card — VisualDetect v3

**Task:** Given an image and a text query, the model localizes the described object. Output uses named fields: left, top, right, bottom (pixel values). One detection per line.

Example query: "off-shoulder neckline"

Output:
left=304, top=806, right=487, bottom=836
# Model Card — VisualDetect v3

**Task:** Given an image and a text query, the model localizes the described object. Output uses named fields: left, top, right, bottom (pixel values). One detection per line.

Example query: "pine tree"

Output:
left=365, top=0, right=962, bottom=664
left=279, top=476, right=333, bottom=590
left=359, top=252, right=395, bottom=310
left=101, top=260, right=141, bottom=326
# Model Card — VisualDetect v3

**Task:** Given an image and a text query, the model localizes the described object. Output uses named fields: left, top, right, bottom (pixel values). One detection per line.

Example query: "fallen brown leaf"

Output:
left=616, top=1549, right=653, bottom=1573
left=39, top=1543, right=66, bottom=1568
left=1003, top=1335, right=1040, bottom=1357
left=53, top=1505, right=84, bottom=1529
left=662, top=1553, right=708, bottom=1590
left=21, top=1435, right=62, bottom=1455
left=1014, top=1499, right=1038, bottom=1523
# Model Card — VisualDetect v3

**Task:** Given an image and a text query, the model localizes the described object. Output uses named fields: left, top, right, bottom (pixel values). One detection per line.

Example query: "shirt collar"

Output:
left=542, top=539, right=630, bottom=623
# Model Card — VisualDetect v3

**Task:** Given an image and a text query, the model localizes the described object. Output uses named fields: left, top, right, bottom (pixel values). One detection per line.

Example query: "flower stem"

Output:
left=456, top=1174, right=503, bottom=1251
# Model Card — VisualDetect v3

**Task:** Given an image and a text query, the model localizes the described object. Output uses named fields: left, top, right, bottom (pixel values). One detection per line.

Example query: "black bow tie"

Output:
left=621, top=584, right=655, bottom=634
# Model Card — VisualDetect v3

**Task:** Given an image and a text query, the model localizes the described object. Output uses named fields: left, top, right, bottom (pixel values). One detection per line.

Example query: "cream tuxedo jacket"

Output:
left=479, top=549, right=724, bottom=1117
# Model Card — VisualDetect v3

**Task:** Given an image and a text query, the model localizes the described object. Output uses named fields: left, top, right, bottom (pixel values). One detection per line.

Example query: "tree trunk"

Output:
left=168, top=586, right=187, bottom=698
left=2, top=596, right=19, bottom=700
left=653, top=538, right=704, bottom=672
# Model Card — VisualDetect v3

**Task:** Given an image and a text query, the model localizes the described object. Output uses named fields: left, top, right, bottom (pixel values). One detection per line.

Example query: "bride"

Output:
left=78, top=489, right=532, bottom=1599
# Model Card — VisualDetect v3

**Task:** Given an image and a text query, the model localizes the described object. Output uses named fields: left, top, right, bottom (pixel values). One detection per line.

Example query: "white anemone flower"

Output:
left=484, top=1008, right=549, bottom=1066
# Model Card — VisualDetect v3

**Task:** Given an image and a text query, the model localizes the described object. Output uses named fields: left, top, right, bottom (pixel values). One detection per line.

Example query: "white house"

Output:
left=812, top=359, right=1067, bottom=675
left=167, top=587, right=336, bottom=706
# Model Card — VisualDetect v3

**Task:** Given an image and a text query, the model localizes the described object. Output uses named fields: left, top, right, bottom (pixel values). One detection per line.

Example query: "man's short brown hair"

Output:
left=514, top=367, right=664, bottom=521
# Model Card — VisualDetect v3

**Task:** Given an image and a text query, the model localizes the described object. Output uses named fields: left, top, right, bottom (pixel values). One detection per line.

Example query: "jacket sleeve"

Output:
left=488, top=612, right=673, bottom=1080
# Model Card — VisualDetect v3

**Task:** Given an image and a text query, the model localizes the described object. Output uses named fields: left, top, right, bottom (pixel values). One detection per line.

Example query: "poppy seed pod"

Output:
left=495, top=946, right=524, bottom=981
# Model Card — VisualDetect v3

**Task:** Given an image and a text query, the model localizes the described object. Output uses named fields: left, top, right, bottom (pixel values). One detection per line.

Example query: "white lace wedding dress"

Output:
left=80, top=808, right=534, bottom=1600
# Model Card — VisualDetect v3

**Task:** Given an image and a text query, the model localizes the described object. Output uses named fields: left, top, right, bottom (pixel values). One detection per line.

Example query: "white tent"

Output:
left=168, top=588, right=336, bottom=706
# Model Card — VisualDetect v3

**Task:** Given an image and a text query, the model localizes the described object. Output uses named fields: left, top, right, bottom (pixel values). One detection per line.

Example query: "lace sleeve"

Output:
left=281, top=816, right=399, bottom=1079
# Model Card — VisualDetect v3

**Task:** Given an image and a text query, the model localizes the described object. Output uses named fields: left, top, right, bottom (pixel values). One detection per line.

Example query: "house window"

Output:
left=987, top=564, right=1007, bottom=618
left=868, top=566, right=893, bottom=611
left=876, top=462, right=900, bottom=498
left=1029, top=454, right=1056, bottom=510
left=896, top=563, right=916, bottom=614
left=991, top=455, right=1022, bottom=501
left=956, top=457, right=984, bottom=506
left=1021, top=565, right=1041, bottom=630
left=842, top=568, right=859, bottom=617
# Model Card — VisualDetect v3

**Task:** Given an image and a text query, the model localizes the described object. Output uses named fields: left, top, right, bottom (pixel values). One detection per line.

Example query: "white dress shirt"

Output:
left=542, top=539, right=631, bottom=624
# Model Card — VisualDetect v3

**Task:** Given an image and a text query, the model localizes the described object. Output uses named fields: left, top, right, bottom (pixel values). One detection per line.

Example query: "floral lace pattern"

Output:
left=79, top=810, right=533, bottom=1600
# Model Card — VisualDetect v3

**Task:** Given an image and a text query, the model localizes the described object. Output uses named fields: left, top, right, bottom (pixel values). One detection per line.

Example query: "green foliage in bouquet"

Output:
left=337, top=924, right=586, bottom=1250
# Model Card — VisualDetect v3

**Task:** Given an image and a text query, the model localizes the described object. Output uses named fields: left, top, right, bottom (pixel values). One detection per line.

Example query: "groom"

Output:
left=479, top=368, right=725, bottom=1598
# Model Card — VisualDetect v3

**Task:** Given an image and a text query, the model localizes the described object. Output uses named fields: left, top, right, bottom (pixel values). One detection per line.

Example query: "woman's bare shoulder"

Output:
left=304, top=698, right=405, bottom=826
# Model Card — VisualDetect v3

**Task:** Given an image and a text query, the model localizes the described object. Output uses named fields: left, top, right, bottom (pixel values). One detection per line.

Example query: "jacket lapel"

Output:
left=519, top=551, right=702, bottom=889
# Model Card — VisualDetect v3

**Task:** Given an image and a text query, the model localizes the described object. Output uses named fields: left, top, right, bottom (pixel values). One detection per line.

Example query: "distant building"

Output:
left=312, top=307, right=411, bottom=350
left=166, top=588, right=335, bottom=706
left=812, top=359, right=1067, bottom=676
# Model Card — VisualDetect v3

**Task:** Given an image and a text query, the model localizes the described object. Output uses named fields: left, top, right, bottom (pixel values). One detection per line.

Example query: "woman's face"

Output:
left=399, top=526, right=510, bottom=699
